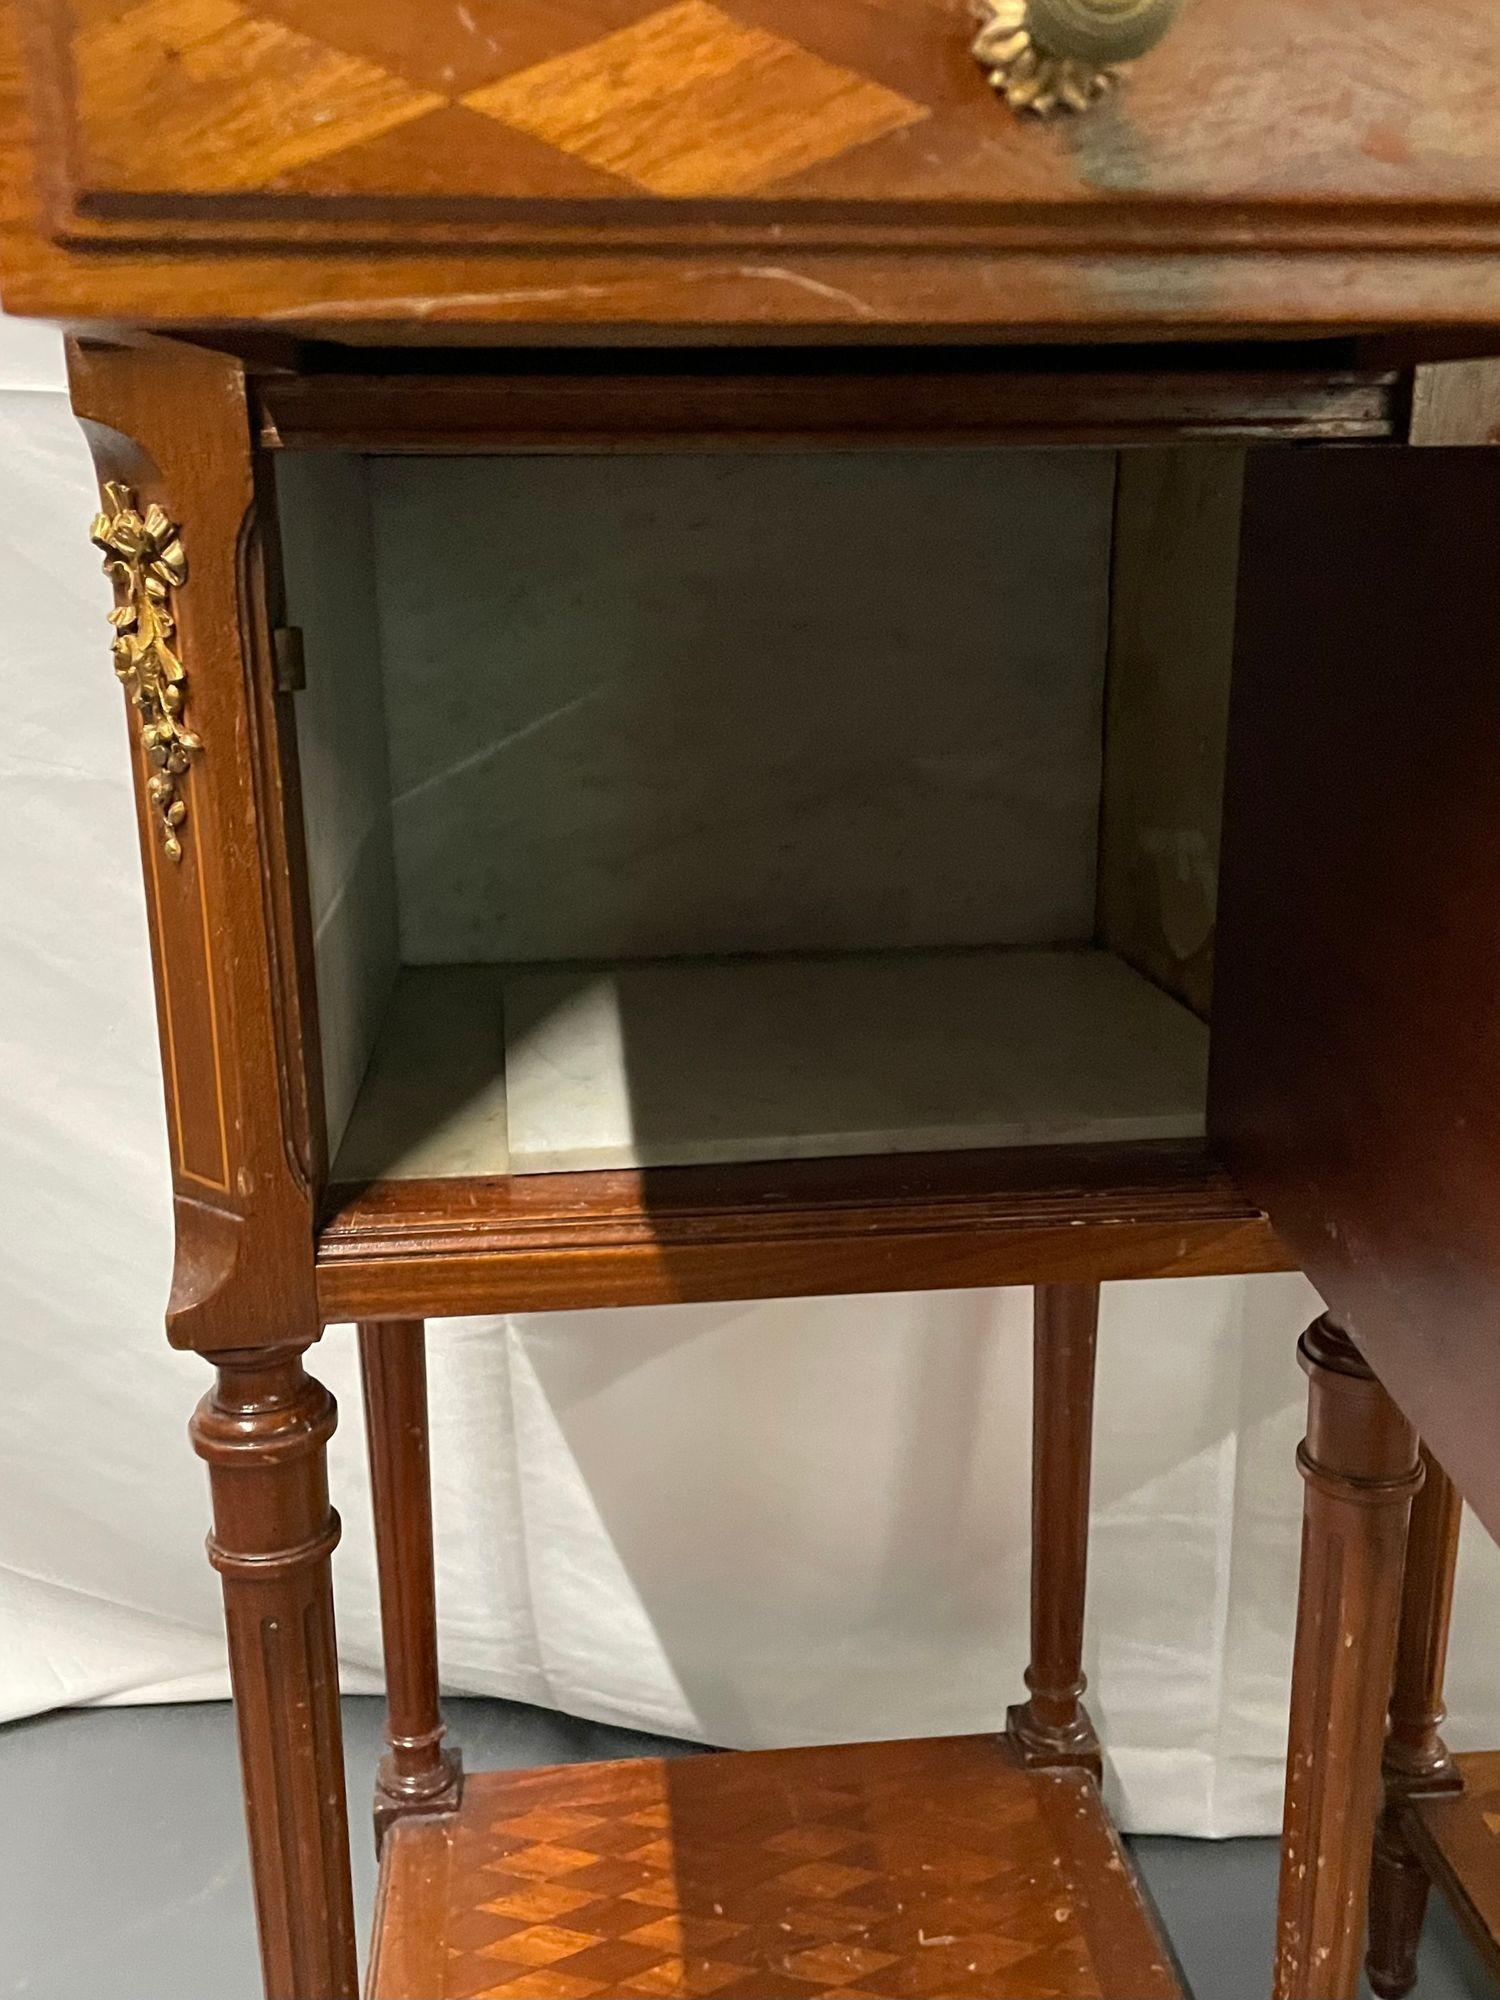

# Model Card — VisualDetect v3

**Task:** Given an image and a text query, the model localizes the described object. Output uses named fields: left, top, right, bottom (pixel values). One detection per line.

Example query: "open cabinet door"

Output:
left=1211, top=445, right=1500, bottom=1539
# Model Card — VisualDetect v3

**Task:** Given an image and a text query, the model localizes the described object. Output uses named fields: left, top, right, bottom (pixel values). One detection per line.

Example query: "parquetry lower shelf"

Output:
left=1405, top=1751, right=1500, bottom=1988
left=368, top=1735, right=1182, bottom=2000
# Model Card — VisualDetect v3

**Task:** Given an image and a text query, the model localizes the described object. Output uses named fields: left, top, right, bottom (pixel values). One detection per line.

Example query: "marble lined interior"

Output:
left=280, top=454, right=400, bottom=1157
left=330, top=950, right=1207, bottom=1183
left=301, top=449, right=1219, bottom=1181
left=367, top=450, right=1116, bottom=966
left=503, top=948, right=1209, bottom=1174
left=333, top=966, right=509, bottom=1181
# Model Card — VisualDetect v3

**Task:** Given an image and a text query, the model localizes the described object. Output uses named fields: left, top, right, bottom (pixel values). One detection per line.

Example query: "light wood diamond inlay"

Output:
left=461, top=0, right=927, bottom=196
left=73, top=0, right=443, bottom=190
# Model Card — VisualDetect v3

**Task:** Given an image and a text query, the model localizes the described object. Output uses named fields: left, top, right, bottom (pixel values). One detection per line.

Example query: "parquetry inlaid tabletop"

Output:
left=369, top=1735, right=1182, bottom=1999
left=67, top=0, right=931, bottom=199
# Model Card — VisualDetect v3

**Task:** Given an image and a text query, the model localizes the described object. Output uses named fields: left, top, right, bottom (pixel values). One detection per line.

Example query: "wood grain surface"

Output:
left=1367, top=1449, right=1465, bottom=2000
left=191, top=1345, right=359, bottom=1999
left=12, top=0, right=1500, bottom=330
left=1007, top=1284, right=1103, bottom=1775
left=255, top=360, right=1403, bottom=453
left=368, top=1737, right=1183, bottom=1999
left=1274, top=1318, right=1421, bottom=2000
left=20, top=0, right=1500, bottom=235
left=359, top=1321, right=464, bottom=1845
left=1405, top=1752, right=1500, bottom=1992
left=67, top=337, right=326, bottom=1356
left=1211, top=446, right=1500, bottom=1544
left=316, top=1142, right=1290, bottom=1324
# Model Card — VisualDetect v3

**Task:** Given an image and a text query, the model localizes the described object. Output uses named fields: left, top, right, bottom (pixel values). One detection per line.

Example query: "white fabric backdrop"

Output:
left=5, top=315, right=1498, bottom=1838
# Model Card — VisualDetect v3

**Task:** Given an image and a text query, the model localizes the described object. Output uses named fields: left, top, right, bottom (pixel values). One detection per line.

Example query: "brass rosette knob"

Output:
left=971, top=0, right=1183, bottom=114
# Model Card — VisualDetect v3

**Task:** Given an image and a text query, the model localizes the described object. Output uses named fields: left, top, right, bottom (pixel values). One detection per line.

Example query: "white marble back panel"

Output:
left=279, top=454, right=401, bottom=1157
left=369, top=451, right=1116, bottom=965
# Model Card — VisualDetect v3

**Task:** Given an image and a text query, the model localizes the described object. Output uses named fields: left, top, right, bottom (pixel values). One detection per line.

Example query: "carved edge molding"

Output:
left=91, top=480, right=200, bottom=861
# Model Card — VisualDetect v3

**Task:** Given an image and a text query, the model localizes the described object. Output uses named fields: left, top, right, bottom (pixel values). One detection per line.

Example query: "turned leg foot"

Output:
left=1367, top=1819, right=1434, bottom=2000
left=192, top=1345, right=359, bottom=2000
left=360, top=1320, right=463, bottom=1847
left=1008, top=1282, right=1103, bottom=1778
left=1274, top=1316, right=1422, bottom=2000
left=1366, top=1447, right=1464, bottom=1999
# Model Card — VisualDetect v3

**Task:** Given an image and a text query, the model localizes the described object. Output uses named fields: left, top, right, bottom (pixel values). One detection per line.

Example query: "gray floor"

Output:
left=0, top=1698, right=1489, bottom=2000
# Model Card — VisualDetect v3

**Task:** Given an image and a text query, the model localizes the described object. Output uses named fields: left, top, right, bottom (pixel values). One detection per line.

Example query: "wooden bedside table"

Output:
left=9, top=4, right=1500, bottom=1997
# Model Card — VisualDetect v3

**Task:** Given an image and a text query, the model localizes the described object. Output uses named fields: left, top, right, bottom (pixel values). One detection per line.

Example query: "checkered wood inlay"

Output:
left=65, top=0, right=929, bottom=198
left=369, top=1736, right=1183, bottom=1999
left=1407, top=1749, right=1500, bottom=1978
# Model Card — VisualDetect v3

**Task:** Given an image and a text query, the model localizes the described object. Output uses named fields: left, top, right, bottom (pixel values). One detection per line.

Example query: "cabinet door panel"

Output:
left=1212, top=447, right=1500, bottom=1536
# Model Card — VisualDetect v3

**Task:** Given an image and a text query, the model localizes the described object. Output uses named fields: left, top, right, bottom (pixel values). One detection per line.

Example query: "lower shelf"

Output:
left=317, top=1140, right=1290, bottom=1321
left=368, top=1735, right=1182, bottom=2000
left=332, top=951, right=1207, bottom=1184
left=1406, top=1751, right=1500, bottom=1984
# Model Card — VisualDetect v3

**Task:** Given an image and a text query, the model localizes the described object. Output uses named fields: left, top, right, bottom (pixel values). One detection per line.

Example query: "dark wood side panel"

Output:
left=1211, top=445, right=1500, bottom=1539
left=316, top=1143, right=1290, bottom=1323
left=68, top=337, right=324, bottom=1353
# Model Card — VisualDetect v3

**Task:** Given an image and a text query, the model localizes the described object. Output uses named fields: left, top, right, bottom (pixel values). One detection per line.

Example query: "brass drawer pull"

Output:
left=972, top=0, right=1183, bottom=114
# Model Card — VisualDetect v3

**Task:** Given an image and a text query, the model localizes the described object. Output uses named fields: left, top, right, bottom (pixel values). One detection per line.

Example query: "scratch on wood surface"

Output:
left=733, top=265, right=881, bottom=317
left=265, top=264, right=882, bottom=322
left=266, top=284, right=628, bottom=319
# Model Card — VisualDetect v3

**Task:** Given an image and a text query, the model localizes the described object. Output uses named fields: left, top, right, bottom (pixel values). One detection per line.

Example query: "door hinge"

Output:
left=272, top=625, right=306, bottom=693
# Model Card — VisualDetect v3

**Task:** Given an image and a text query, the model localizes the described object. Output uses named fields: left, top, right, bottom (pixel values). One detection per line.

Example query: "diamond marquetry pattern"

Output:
left=462, top=2, right=923, bottom=197
left=67, top=0, right=928, bottom=198
left=70, top=0, right=445, bottom=193
left=370, top=1737, right=1184, bottom=2000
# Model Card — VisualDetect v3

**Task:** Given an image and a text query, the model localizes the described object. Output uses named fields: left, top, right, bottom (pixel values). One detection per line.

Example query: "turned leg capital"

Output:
left=1295, top=1318, right=1426, bottom=1508
left=192, top=1347, right=342, bottom=1577
left=191, top=1345, right=337, bottom=1461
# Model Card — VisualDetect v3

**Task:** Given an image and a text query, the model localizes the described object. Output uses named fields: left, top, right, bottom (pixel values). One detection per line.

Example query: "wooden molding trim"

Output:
left=316, top=1144, right=1291, bottom=1323
left=256, top=363, right=1402, bottom=454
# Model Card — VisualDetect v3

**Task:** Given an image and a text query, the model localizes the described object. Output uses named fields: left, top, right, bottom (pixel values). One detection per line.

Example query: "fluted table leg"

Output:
left=192, top=1345, right=358, bottom=2000
left=1274, top=1316, right=1422, bottom=2000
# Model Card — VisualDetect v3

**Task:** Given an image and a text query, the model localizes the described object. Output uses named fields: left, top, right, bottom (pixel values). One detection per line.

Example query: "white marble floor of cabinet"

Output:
left=334, top=948, right=1207, bottom=1182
